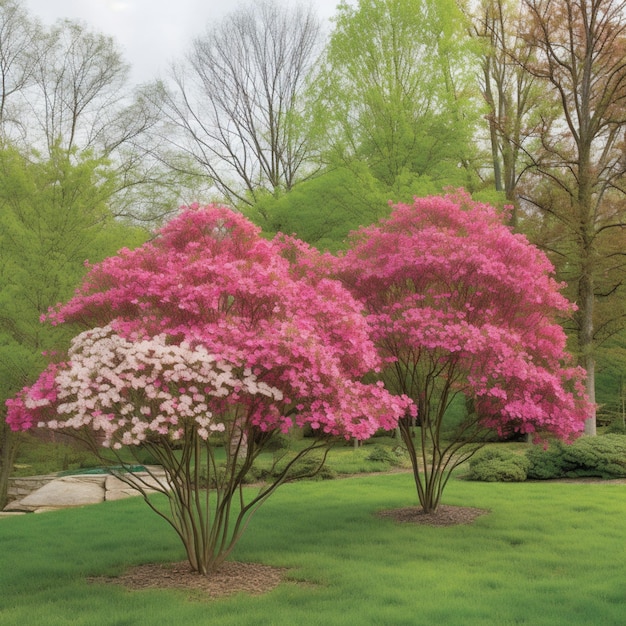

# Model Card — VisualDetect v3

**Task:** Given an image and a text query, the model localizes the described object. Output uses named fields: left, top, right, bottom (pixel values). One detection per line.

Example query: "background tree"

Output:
left=159, top=0, right=322, bottom=209
left=311, top=0, right=482, bottom=196
left=0, top=144, right=145, bottom=508
left=251, top=164, right=395, bottom=251
left=594, top=329, right=626, bottom=428
left=469, top=0, right=543, bottom=226
left=0, top=0, right=41, bottom=141
left=0, top=4, right=185, bottom=224
left=6, top=206, right=410, bottom=574
left=512, top=0, right=626, bottom=434
left=28, top=19, right=129, bottom=155
left=337, top=191, right=590, bottom=512
left=27, top=19, right=185, bottom=223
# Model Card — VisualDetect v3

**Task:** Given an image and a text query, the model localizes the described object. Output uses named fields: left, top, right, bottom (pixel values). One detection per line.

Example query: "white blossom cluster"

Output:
left=45, top=325, right=283, bottom=449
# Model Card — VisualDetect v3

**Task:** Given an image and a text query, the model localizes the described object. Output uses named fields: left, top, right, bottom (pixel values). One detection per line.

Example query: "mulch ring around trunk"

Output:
left=376, top=504, right=489, bottom=526
left=88, top=560, right=289, bottom=599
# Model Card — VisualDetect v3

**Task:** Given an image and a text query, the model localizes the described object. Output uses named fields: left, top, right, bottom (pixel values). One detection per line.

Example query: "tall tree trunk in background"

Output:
left=469, top=0, right=542, bottom=229
left=0, top=426, right=20, bottom=510
left=500, top=0, right=626, bottom=435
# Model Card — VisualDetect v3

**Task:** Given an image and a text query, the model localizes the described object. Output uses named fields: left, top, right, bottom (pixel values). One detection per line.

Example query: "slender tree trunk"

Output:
left=0, top=427, right=20, bottom=510
left=399, top=417, right=442, bottom=514
left=580, top=272, right=597, bottom=435
left=578, top=156, right=597, bottom=436
left=482, top=62, right=503, bottom=193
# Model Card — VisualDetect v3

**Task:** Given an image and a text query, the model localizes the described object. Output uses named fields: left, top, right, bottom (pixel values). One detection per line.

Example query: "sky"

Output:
left=23, top=0, right=343, bottom=85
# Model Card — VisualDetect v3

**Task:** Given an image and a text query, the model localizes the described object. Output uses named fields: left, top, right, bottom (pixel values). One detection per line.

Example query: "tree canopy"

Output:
left=311, top=0, right=482, bottom=191
left=511, top=0, right=626, bottom=434
left=160, top=0, right=323, bottom=208
left=0, top=143, right=145, bottom=507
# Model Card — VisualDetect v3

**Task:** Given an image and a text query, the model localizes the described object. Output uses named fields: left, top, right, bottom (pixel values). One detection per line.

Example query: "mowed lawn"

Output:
left=1, top=472, right=625, bottom=625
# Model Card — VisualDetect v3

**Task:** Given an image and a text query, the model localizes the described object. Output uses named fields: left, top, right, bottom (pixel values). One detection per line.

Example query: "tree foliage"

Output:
left=337, top=191, right=590, bottom=512
left=6, top=206, right=410, bottom=574
left=251, top=165, right=393, bottom=251
left=0, top=144, right=145, bottom=508
left=0, top=1, right=184, bottom=224
left=312, top=0, right=482, bottom=191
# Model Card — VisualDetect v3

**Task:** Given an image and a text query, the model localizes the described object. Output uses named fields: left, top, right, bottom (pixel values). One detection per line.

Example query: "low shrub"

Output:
left=275, top=455, right=337, bottom=481
left=526, top=435, right=626, bottom=479
left=605, top=418, right=626, bottom=435
left=562, top=435, right=626, bottom=478
left=525, top=442, right=567, bottom=479
left=467, top=447, right=530, bottom=482
left=365, top=444, right=407, bottom=466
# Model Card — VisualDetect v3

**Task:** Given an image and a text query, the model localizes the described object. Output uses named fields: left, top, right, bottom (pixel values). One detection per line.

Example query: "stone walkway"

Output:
left=1, top=467, right=169, bottom=516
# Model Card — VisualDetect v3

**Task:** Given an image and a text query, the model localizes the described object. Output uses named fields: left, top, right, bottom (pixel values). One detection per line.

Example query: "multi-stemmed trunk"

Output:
left=106, top=424, right=330, bottom=576
left=393, top=364, right=482, bottom=514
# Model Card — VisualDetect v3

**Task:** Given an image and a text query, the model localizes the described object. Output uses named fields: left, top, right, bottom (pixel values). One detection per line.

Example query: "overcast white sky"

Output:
left=23, top=0, right=342, bottom=85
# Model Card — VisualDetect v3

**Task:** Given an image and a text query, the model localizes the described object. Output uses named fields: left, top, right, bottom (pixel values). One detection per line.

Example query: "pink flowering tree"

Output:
left=6, top=205, right=410, bottom=575
left=337, top=191, right=591, bottom=513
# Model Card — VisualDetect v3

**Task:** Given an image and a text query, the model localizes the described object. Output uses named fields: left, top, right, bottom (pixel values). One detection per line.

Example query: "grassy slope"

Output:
left=1, top=473, right=625, bottom=625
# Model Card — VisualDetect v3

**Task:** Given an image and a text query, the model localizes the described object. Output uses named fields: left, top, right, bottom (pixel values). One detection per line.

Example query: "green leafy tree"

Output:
left=250, top=165, right=391, bottom=251
left=311, top=0, right=483, bottom=193
left=0, top=2, right=185, bottom=225
left=0, top=144, right=145, bottom=508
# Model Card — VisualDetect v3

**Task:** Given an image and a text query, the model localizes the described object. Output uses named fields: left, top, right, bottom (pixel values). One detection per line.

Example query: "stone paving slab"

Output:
left=3, top=467, right=170, bottom=514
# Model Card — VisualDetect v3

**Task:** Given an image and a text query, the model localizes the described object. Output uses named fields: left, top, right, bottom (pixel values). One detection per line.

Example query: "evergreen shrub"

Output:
left=467, top=448, right=530, bottom=482
left=365, top=445, right=398, bottom=466
left=605, top=419, right=626, bottom=435
left=277, top=456, right=337, bottom=481
left=526, top=435, right=626, bottom=479
left=525, top=442, right=567, bottom=479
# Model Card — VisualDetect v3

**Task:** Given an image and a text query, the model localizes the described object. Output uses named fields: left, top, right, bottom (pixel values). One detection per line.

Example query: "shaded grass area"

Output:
left=11, top=435, right=410, bottom=480
left=250, top=437, right=411, bottom=480
left=2, top=474, right=626, bottom=625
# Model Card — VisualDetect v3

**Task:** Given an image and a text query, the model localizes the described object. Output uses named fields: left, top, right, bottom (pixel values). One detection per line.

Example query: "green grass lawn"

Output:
left=1, top=473, right=625, bottom=625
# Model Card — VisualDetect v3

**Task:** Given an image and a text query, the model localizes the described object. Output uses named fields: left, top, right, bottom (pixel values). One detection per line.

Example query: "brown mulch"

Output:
left=376, top=504, right=489, bottom=526
left=89, top=560, right=288, bottom=599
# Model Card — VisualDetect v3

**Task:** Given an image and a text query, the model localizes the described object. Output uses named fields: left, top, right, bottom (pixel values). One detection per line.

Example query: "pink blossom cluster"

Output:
left=337, top=190, right=592, bottom=440
left=8, top=205, right=412, bottom=443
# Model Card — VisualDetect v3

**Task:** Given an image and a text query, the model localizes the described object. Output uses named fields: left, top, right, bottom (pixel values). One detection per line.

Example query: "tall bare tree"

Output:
left=513, top=0, right=626, bottom=434
left=16, top=18, right=188, bottom=223
left=0, top=0, right=41, bottom=142
left=470, top=0, right=544, bottom=226
left=160, top=1, right=322, bottom=207
left=27, top=19, right=134, bottom=155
